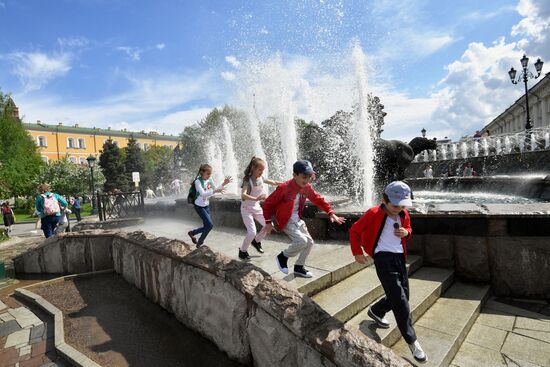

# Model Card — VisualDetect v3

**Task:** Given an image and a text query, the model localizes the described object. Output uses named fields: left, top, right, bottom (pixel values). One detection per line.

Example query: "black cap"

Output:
left=293, top=160, right=315, bottom=175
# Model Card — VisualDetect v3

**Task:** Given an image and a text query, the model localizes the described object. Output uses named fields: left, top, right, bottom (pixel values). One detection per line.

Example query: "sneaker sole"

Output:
left=276, top=258, right=288, bottom=274
left=368, top=308, right=390, bottom=329
left=293, top=272, right=313, bottom=278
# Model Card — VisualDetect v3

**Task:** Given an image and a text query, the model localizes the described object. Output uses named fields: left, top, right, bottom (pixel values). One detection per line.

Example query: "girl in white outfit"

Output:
left=239, top=157, right=281, bottom=260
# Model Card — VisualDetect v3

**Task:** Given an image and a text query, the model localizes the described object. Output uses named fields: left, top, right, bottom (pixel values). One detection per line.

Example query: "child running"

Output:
left=188, top=164, right=232, bottom=247
left=263, top=160, right=346, bottom=278
left=238, top=157, right=281, bottom=260
left=349, top=181, right=427, bottom=364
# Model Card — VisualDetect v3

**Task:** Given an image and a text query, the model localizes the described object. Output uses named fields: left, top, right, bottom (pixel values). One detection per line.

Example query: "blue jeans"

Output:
left=191, top=205, right=213, bottom=244
left=41, top=215, right=60, bottom=238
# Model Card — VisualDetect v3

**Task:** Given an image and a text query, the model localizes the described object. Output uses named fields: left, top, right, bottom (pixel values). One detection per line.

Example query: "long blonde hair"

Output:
left=243, top=157, right=265, bottom=183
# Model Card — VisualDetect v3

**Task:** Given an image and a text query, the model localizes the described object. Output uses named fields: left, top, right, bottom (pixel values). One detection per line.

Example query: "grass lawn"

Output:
left=13, top=203, right=94, bottom=223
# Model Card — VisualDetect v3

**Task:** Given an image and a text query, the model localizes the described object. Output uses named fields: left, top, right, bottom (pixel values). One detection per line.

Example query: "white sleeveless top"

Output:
left=241, top=177, right=265, bottom=210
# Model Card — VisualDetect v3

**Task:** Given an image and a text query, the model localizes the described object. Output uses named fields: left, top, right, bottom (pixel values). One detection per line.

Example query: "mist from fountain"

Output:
left=461, top=142, right=469, bottom=159
left=473, top=141, right=480, bottom=157
left=505, top=136, right=512, bottom=153
left=221, top=117, right=239, bottom=194
left=440, top=145, right=447, bottom=160
left=518, top=135, right=525, bottom=152
left=206, top=141, right=225, bottom=186
left=451, top=144, right=458, bottom=159
left=531, top=133, right=536, bottom=152
left=482, top=138, right=489, bottom=156
left=546, top=132, right=550, bottom=149
left=496, top=139, right=502, bottom=154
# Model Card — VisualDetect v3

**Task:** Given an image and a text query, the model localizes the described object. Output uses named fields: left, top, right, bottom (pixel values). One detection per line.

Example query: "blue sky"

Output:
left=1, top=0, right=549, bottom=141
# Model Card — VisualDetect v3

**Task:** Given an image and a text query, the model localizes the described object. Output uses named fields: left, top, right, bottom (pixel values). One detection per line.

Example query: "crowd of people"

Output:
left=423, top=162, right=480, bottom=178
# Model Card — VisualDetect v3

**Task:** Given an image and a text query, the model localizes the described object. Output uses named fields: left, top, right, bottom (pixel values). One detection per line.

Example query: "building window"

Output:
left=37, top=136, right=47, bottom=147
left=78, top=138, right=86, bottom=149
left=41, top=156, right=49, bottom=163
left=67, top=138, right=75, bottom=148
left=69, top=156, right=77, bottom=164
left=79, top=157, right=87, bottom=165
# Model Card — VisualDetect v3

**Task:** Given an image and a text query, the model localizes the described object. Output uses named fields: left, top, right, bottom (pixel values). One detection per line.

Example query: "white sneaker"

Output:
left=408, top=340, right=427, bottom=363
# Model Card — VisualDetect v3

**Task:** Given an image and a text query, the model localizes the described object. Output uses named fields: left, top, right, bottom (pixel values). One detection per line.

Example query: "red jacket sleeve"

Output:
left=402, top=210, right=413, bottom=240
left=306, top=187, right=334, bottom=215
left=262, top=184, right=285, bottom=223
left=349, top=210, right=372, bottom=256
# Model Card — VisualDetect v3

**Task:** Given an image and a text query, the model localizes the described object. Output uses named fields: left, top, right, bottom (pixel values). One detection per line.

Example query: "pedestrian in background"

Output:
left=35, top=184, right=68, bottom=238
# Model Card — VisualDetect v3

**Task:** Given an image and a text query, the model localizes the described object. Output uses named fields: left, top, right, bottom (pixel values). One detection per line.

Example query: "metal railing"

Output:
left=415, top=126, right=550, bottom=162
left=97, top=191, right=144, bottom=221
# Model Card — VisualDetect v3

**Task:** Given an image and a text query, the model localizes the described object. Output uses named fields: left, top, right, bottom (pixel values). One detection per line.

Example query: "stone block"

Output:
left=42, top=242, right=64, bottom=274
left=303, top=218, right=327, bottom=240
left=489, top=237, right=550, bottom=297
left=14, top=250, right=42, bottom=274
left=89, top=236, right=113, bottom=271
left=65, top=238, right=88, bottom=274
left=454, top=236, right=490, bottom=282
left=407, top=234, right=425, bottom=257
left=173, top=265, right=250, bottom=364
left=423, top=234, right=454, bottom=267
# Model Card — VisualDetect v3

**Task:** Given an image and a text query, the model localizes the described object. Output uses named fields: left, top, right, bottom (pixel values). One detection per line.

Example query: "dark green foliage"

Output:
left=143, top=145, right=175, bottom=190
left=124, top=137, right=146, bottom=190
left=99, top=139, right=127, bottom=192
left=0, top=92, right=45, bottom=198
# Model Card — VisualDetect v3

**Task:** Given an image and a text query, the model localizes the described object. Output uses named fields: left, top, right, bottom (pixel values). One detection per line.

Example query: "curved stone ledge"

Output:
left=14, top=286, right=102, bottom=367
left=13, top=230, right=410, bottom=366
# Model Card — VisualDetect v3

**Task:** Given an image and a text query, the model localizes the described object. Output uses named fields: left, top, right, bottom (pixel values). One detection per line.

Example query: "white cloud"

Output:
left=57, top=37, right=89, bottom=49
left=512, top=0, right=550, bottom=42
left=259, top=27, right=269, bottom=35
left=156, top=43, right=166, bottom=50
left=462, top=5, right=516, bottom=22
left=225, top=55, right=241, bottom=68
left=15, top=70, right=220, bottom=135
left=5, top=52, right=71, bottom=92
left=116, top=46, right=143, bottom=61
left=221, top=71, right=236, bottom=81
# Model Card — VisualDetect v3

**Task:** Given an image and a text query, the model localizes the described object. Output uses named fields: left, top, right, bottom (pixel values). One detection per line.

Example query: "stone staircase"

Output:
left=299, top=253, right=490, bottom=366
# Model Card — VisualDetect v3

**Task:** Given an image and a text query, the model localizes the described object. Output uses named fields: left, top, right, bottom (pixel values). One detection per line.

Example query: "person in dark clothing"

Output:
left=349, top=181, right=427, bottom=364
left=71, top=196, right=82, bottom=222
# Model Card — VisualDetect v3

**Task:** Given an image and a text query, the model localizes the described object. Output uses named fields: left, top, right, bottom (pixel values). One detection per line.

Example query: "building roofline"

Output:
left=482, top=72, right=550, bottom=131
left=23, top=122, right=180, bottom=141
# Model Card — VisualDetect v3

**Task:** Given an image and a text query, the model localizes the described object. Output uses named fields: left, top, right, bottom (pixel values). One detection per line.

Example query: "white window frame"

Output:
left=78, top=138, right=86, bottom=149
left=37, top=136, right=48, bottom=147
left=67, top=137, right=75, bottom=149
left=69, top=156, right=77, bottom=164
left=79, top=157, right=87, bottom=165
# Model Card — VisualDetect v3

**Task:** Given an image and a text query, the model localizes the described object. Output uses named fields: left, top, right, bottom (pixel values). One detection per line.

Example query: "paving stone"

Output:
left=451, top=341, right=507, bottom=367
left=31, top=340, right=45, bottom=357
left=515, top=316, right=550, bottom=333
left=485, top=299, right=550, bottom=322
left=0, top=320, right=22, bottom=338
left=19, top=344, right=31, bottom=356
left=476, top=308, right=515, bottom=331
left=501, top=332, right=550, bottom=367
left=512, top=328, right=550, bottom=344
left=464, top=323, right=507, bottom=351
left=0, top=299, right=7, bottom=311
left=29, top=325, right=45, bottom=341
left=19, top=355, right=46, bottom=367
left=0, top=312, right=15, bottom=322
left=5, top=328, right=30, bottom=348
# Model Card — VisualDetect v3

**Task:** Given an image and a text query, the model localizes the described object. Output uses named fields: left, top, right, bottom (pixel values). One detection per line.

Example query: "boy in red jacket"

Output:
left=263, top=160, right=346, bottom=278
left=349, top=181, right=427, bottom=364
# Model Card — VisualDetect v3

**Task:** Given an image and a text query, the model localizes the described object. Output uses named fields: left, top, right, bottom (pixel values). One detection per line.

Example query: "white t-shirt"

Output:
left=374, top=216, right=404, bottom=254
left=289, top=193, right=301, bottom=223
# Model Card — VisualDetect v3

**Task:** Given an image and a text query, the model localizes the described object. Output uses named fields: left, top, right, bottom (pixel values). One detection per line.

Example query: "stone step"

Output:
left=391, top=281, right=490, bottom=367
left=347, top=266, right=455, bottom=348
left=311, top=255, right=423, bottom=323
left=450, top=298, right=550, bottom=367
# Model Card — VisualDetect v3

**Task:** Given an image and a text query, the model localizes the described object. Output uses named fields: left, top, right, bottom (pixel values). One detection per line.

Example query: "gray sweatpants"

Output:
left=282, top=220, right=314, bottom=266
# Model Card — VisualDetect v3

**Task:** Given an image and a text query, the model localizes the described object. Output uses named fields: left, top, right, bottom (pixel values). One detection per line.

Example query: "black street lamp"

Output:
left=508, top=54, right=544, bottom=131
left=421, top=128, right=426, bottom=138
left=86, top=155, right=98, bottom=215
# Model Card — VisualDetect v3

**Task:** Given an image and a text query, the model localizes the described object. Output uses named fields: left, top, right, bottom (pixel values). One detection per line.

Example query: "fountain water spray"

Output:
left=206, top=141, right=225, bottom=186
left=351, top=43, right=376, bottom=207
left=221, top=117, right=239, bottom=194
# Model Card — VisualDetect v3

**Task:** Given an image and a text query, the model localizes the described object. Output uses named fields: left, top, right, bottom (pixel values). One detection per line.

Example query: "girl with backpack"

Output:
left=187, top=164, right=232, bottom=247
left=1, top=202, right=15, bottom=234
left=238, top=157, right=281, bottom=260
left=35, top=183, right=68, bottom=238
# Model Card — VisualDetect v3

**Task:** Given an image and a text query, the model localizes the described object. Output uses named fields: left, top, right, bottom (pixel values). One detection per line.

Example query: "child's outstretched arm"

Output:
left=264, top=178, right=283, bottom=186
left=349, top=211, right=372, bottom=264
left=196, top=180, right=215, bottom=199
left=306, top=187, right=346, bottom=224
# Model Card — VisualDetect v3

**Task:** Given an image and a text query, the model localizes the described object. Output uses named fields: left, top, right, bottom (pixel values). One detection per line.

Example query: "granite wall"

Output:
left=13, top=230, right=409, bottom=367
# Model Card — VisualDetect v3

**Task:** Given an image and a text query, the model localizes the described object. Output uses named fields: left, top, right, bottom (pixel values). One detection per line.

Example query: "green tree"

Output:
left=33, top=158, right=105, bottom=198
left=0, top=92, right=44, bottom=198
left=98, top=139, right=126, bottom=192
left=123, top=137, right=145, bottom=190
left=143, top=145, right=174, bottom=189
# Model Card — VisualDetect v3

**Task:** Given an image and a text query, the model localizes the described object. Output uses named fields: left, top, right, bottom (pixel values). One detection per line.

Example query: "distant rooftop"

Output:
left=23, top=122, right=180, bottom=141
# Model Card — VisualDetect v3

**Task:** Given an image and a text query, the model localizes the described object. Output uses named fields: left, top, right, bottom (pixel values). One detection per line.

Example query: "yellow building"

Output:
left=24, top=122, right=180, bottom=164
